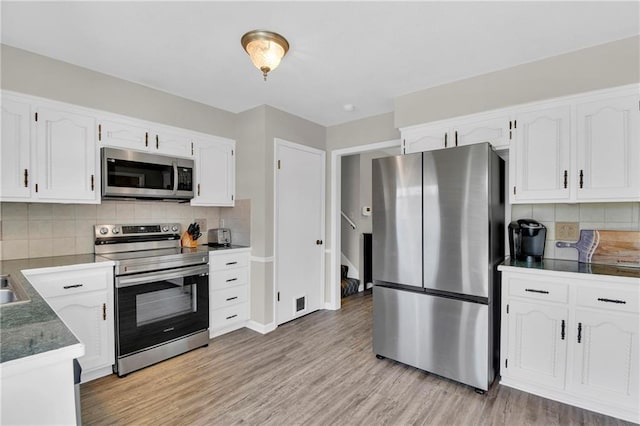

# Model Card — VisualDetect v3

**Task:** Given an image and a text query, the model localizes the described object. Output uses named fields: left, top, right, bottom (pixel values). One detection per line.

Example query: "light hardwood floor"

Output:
left=81, top=292, right=633, bottom=425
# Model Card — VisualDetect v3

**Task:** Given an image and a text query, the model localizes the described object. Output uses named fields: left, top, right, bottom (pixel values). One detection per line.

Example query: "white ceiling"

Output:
left=2, top=1, right=638, bottom=126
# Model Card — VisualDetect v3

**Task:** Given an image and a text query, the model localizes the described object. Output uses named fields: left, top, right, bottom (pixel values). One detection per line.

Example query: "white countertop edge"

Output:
left=21, top=260, right=116, bottom=276
left=0, top=343, right=84, bottom=379
left=209, top=247, right=251, bottom=255
left=498, top=264, right=640, bottom=284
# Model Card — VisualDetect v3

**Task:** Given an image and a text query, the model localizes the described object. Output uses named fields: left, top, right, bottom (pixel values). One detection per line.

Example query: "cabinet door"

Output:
left=402, top=124, right=449, bottom=154
left=511, top=105, right=571, bottom=203
left=34, top=106, right=98, bottom=202
left=575, top=94, right=640, bottom=201
left=1, top=97, right=32, bottom=200
left=504, top=300, right=568, bottom=389
left=570, top=308, right=639, bottom=407
left=191, top=138, right=235, bottom=206
left=99, top=118, right=150, bottom=151
left=455, top=116, right=511, bottom=150
left=48, top=291, right=114, bottom=379
left=153, top=127, right=193, bottom=158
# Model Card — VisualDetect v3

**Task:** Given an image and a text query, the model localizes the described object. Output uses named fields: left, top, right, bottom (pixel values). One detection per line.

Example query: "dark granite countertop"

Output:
left=499, top=257, right=640, bottom=279
left=0, top=254, right=104, bottom=364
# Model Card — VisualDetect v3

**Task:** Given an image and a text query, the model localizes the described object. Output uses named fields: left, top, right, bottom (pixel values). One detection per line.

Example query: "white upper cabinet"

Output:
left=1, top=92, right=99, bottom=204
left=98, top=116, right=194, bottom=158
left=574, top=94, right=640, bottom=201
left=402, top=113, right=512, bottom=154
left=191, top=136, right=235, bottom=206
left=510, top=104, right=572, bottom=202
left=34, top=106, right=98, bottom=202
left=1, top=95, right=32, bottom=200
left=98, top=117, right=151, bottom=151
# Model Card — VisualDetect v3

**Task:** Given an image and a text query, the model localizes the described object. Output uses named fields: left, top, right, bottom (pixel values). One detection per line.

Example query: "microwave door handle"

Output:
left=173, top=161, right=179, bottom=194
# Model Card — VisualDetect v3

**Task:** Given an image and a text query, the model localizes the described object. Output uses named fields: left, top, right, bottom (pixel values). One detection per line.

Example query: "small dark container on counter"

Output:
left=509, top=219, right=547, bottom=262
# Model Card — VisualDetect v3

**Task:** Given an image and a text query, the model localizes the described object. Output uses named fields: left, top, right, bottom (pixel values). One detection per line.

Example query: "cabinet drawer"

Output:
left=211, top=286, right=248, bottom=310
left=508, top=277, right=568, bottom=303
left=210, top=252, right=249, bottom=270
left=211, top=302, right=248, bottom=327
left=27, top=268, right=111, bottom=298
left=576, top=285, right=639, bottom=313
left=210, top=268, right=248, bottom=290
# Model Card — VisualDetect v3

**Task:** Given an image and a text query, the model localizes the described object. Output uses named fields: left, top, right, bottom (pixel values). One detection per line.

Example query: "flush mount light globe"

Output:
left=241, top=30, right=289, bottom=81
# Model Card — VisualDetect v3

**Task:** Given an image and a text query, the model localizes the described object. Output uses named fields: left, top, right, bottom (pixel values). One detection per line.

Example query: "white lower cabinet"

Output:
left=209, top=248, right=250, bottom=338
left=24, top=263, right=115, bottom=383
left=500, top=268, right=640, bottom=423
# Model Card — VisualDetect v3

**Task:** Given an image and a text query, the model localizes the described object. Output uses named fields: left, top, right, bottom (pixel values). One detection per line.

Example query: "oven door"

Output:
left=115, top=264, right=209, bottom=357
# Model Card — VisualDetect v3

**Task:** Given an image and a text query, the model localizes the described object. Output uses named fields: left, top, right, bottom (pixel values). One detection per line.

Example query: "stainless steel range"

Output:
left=95, top=223, right=209, bottom=376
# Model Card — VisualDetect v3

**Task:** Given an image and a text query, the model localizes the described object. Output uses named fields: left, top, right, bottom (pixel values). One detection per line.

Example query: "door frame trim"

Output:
left=273, top=138, right=326, bottom=326
left=328, top=139, right=401, bottom=310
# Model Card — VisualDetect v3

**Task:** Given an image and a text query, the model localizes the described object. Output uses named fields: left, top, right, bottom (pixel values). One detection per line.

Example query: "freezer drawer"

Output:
left=373, top=285, right=493, bottom=390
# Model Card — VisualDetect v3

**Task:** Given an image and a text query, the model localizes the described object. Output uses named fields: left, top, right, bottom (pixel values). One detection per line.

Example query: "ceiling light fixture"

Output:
left=241, top=30, right=289, bottom=81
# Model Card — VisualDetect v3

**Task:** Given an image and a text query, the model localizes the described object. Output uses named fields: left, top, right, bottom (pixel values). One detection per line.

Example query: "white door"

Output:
left=1, top=97, right=32, bottom=200
left=505, top=300, right=568, bottom=390
left=402, top=124, right=449, bottom=154
left=191, top=137, right=235, bottom=206
left=511, top=105, right=571, bottom=203
left=570, top=308, right=639, bottom=408
left=34, top=106, right=98, bottom=202
left=275, top=139, right=325, bottom=325
left=99, top=117, right=150, bottom=151
left=575, top=94, right=640, bottom=201
left=455, top=115, right=512, bottom=150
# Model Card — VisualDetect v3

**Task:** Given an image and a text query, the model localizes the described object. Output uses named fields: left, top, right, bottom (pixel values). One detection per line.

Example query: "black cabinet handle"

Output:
left=63, top=284, right=83, bottom=289
left=226, top=296, right=238, bottom=301
left=226, top=278, right=238, bottom=283
left=455, top=131, right=458, bottom=147
left=226, top=314, right=238, bottom=320
left=525, top=288, right=549, bottom=294
left=597, top=298, right=626, bottom=304
left=577, top=322, right=582, bottom=343
left=24, top=169, right=29, bottom=187
left=563, top=170, right=568, bottom=189
left=226, top=261, right=238, bottom=266
left=561, top=319, right=565, bottom=340
left=444, top=133, right=448, bottom=148
left=579, top=169, right=584, bottom=189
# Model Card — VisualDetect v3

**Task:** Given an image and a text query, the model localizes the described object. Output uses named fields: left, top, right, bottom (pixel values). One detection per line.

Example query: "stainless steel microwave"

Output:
left=101, top=147, right=194, bottom=201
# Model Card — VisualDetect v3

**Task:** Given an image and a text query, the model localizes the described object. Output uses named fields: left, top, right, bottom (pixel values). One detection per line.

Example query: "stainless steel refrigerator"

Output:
left=372, top=142, right=504, bottom=392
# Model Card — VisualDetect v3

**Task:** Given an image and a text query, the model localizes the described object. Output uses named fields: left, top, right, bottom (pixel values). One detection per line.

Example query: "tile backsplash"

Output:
left=0, top=199, right=251, bottom=260
left=511, top=202, right=640, bottom=261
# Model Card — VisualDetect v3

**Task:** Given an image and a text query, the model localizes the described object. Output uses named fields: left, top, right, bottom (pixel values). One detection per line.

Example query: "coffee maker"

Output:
left=508, top=219, right=547, bottom=262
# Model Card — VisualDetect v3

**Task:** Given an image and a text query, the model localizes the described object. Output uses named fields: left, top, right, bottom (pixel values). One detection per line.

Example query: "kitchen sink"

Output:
left=0, top=275, right=30, bottom=306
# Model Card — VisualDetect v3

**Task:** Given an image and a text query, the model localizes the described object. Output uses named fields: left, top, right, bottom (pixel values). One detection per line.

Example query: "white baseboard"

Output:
left=324, top=301, right=340, bottom=311
left=246, top=320, right=276, bottom=334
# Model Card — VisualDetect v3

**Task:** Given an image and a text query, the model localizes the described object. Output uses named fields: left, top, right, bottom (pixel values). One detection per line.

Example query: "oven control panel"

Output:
left=95, top=223, right=181, bottom=239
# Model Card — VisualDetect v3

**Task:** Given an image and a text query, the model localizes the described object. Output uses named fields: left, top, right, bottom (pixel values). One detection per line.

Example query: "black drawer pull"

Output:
left=226, top=261, right=238, bottom=266
left=63, top=284, right=84, bottom=289
left=561, top=319, right=565, bottom=340
left=525, top=288, right=549, bottom=294
left=226, top=314, right=238, bottom=320
left=226, top=278, right=238, bottom=282
left=226, top=296, right=238, bottom=301
left=597, top=298, right=626, bottom=304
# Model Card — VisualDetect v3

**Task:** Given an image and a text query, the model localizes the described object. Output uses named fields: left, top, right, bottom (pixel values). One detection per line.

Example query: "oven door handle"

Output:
left=116, top=264, right=209, bottom=288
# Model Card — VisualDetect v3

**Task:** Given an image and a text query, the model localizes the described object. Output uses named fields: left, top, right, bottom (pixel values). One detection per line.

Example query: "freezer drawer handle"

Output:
left=597, top=297, right=626, bottom=304
left=525, top=288, right=549, bottom=294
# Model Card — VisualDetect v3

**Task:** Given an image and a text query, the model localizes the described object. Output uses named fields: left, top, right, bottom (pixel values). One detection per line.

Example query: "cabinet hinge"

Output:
left=34, top=112, right=38, bottom=122
left=232, top=149, right=234, bottom=156
left=145, top=132, right=149, bottom=147
left=98, top=124, right=102, bottom=141
left=191, top=142, right=194, bottom=155
left=277, top=160, right=281, bottom=170
left=505, top=359, right=508, bottom=368
left=91, top=174, right=95, bottom=191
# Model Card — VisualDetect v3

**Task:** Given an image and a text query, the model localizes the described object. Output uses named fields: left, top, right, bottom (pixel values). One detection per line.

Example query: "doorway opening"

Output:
left=328, top=139, right=401, bottom=310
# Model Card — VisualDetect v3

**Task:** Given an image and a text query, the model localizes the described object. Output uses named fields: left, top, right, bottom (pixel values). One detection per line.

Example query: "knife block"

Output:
left=180, top=232, right=198, bottom=248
